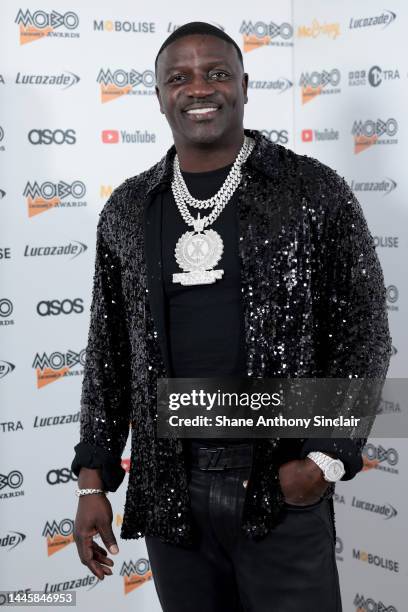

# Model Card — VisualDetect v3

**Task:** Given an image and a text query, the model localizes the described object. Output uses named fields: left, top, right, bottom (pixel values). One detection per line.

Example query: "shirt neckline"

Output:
left=180, top=161, right=234, bottom=179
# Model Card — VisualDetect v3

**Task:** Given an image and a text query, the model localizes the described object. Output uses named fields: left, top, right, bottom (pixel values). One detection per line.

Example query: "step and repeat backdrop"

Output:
left=1, top=0, right=406, bottom=610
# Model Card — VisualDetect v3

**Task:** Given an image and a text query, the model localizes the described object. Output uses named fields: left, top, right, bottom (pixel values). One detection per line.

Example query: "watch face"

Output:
left=326, top=461, right=345, bottom=481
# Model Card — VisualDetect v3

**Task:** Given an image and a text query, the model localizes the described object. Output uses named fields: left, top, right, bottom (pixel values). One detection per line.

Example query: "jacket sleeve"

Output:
left=71, top=201, right=132, bottom=491
left=300, top=171, right=392, bottom=480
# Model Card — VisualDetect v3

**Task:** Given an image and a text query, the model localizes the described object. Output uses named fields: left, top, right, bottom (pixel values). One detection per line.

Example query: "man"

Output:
left=71, top=22, right=391, bottom=612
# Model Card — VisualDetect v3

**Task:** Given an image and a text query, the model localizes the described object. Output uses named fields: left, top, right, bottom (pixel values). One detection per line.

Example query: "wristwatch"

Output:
left=307, top=451, right=345, bottom=482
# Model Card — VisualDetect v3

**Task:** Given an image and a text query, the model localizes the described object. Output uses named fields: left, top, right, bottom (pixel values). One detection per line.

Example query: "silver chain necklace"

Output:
left=171, top=135, right=255, bottom=286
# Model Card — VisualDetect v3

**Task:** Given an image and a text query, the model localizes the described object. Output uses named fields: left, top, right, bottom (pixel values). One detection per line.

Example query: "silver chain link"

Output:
left=171, top=136, right=255, bottom=230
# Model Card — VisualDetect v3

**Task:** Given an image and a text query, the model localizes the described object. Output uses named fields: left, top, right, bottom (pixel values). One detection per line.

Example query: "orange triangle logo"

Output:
left=362, top=456, right=380, bottom=471
left=124, top=572, right=152, bottom=594
left=302, top=85, right=321, bottom=104
left=19, top=25, right=53, bottom=45
left=101, top=84, right=132, bottom=104
left=242, top=35, right=271, bottom=53
left=47, top=534, right=74, bottom=556
left=28, top=197, right=60, bottom=218
left=354, top=135, right=377, bottom=154
left=37, top=367, right=69, bottom=389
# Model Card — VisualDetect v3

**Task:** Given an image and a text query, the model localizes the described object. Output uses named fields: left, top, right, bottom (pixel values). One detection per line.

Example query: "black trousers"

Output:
left=145, top=443, right=342, bottom=612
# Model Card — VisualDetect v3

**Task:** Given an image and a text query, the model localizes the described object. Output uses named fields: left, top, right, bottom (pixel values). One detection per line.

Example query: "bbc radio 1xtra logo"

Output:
left=15, top=9, right=80, bottom=45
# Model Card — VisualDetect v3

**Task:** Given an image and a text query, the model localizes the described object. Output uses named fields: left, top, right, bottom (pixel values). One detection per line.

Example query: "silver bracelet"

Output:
left=75, top=488, right=107, bottom=497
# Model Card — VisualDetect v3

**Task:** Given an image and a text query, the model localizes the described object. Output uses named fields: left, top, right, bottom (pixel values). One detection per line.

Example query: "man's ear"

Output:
left=155, top=85, right=164, bottom=114
left=242, top=73, right=249, bottom=104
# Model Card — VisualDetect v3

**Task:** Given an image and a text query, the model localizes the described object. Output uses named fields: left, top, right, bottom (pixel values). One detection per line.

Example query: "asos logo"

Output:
left=28, top=129, right=76, bottom=145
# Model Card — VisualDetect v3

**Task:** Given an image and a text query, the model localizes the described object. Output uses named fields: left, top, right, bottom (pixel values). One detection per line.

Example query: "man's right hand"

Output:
left=73, top=468, right=119, bottom=580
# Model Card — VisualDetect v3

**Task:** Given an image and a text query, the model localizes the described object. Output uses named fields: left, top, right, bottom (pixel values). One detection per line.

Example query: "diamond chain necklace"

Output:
left=171, top=135, right=255, bottom=286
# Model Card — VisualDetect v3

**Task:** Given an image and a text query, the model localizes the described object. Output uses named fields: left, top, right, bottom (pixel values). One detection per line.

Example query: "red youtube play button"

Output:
left=301, top=129, right=313, bottom=142
left=102, top=129, right=119, bottom=144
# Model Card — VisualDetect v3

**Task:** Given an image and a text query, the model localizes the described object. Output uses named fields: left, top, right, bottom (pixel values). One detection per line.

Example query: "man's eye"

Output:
left=169, top=74, right=185, bottom=83
left=210, top=71, right=229, bottom=79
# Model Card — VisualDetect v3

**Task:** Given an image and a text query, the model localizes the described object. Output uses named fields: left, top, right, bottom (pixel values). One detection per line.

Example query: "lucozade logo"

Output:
left=349, top=10, right=397, bottom=31
left=0, top=360, right=15, bottom=379
left=0, top=531, right=26, bottom=551
left=352, top=118, right=398, bottom=154
left=96, top=68, right=155, bottom=103
left=42, top=518, right=74, bottom=556
left=299, top=69, right=341, bottom=104
left=15, top=9, right=79, bottom=45
left=239, top=20, right=293, bottom=53
left=16, top=71, right=80, bottom=89
left=120, top=559, right=152, bottom=594
left=24, top=240, right=87, bottom=259
left=350, top=176, right=397, bottom=196
left=23, top=180, right=86, bottom=217
left=32, top=349, right=85, bottom=388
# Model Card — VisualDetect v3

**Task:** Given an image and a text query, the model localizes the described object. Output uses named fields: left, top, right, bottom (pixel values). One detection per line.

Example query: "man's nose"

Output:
left=185, top=74, right=216, bottom=98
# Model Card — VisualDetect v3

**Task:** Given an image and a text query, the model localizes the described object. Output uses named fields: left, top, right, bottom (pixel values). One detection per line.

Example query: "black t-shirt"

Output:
left=160, top=162, right=248, bottom=445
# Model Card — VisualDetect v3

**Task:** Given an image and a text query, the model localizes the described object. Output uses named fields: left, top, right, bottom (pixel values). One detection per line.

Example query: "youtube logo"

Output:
left=102, top=130, right=119, bottom=144
left=301, top=129, right=313, bottom=142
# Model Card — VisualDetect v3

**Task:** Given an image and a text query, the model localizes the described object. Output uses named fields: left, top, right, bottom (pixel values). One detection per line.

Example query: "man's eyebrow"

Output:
left=163, top=59, right=233, bottom=72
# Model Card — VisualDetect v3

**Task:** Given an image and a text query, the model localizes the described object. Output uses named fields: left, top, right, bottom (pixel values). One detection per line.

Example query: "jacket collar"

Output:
left=144, top=128, right=281, bottom=201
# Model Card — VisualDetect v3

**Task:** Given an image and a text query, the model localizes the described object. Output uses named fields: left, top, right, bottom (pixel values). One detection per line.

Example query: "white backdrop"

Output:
left=0, top=1, right=406, bottom=610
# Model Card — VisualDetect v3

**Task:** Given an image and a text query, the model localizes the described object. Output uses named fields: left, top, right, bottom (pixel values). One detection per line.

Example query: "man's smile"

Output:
left=183, top=106, right=221, bottom=120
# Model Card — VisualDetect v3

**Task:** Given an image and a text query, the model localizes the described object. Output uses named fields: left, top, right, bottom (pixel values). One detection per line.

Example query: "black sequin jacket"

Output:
left=71, top=129, right=392, bottom=547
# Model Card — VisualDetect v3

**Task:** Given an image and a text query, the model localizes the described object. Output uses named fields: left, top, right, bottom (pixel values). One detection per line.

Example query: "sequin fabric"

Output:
left=72, top=129, right=392, bottom=547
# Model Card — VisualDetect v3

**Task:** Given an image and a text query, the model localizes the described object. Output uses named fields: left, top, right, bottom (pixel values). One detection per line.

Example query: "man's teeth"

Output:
left=186, top=107, right=218, bottom=115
